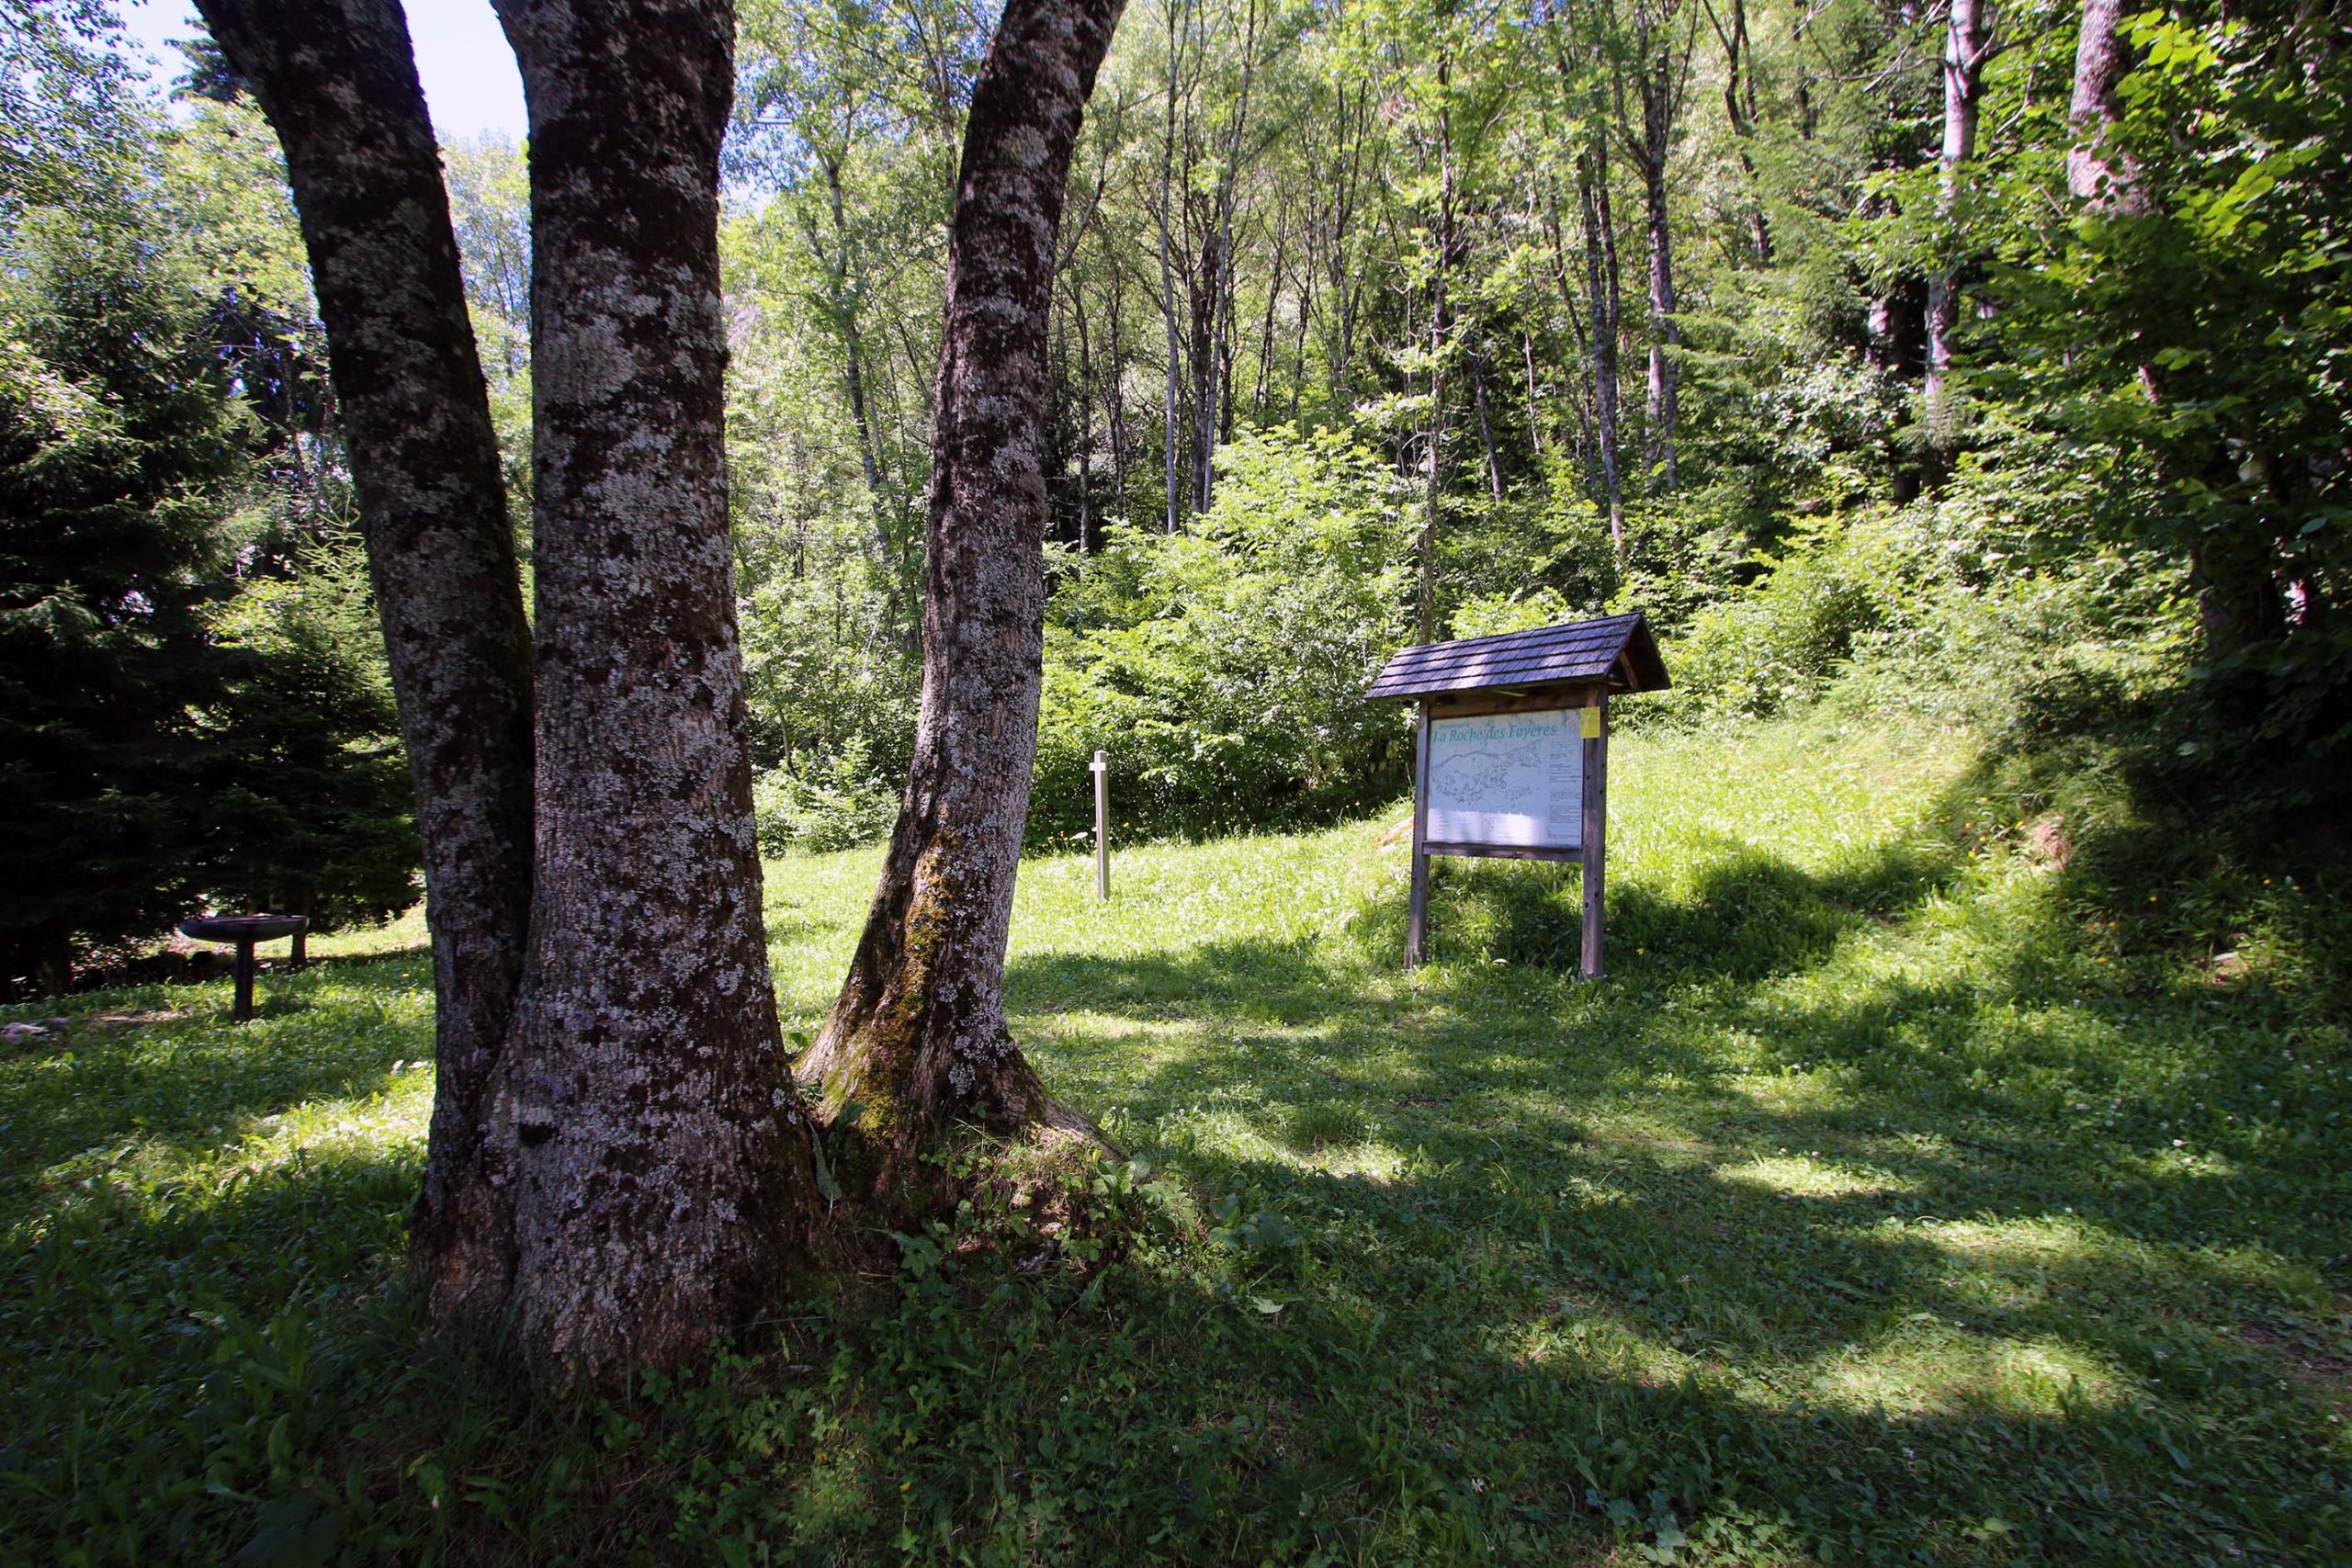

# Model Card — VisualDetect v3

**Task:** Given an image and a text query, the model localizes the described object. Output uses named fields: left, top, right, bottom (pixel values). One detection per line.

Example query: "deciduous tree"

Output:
left=202, top=0, right=814, bottom=1381
left=801, top=0, right=1127, bottom=1203
left=191, top=0, right=540, bottom=1326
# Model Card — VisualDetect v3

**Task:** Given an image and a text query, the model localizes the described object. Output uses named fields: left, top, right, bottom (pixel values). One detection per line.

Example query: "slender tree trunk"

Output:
left=1156, top=0, right=1185, bottom=532
left=1105, top=262, right=1132, bottom=506
left=1640, top=159, right=1678, bottom=491
left=1521, top=330, right=1546, bottom=456
left=1317, top=84, right=1367, bottom=400
left=481, top=0, right=811, bottom=1382
left=815, top=155, right=910, bottom=635
left=1924, top=0, right=1989, bottom=423
left=1072, top=285, right=1094, bottom=555
left=1710, top=0, right=1772, bottom=262
left=801, top=0, right=1126, bottom=1205
left=2067, top=0, right=2143, bottom=209
left=823, top=156, right=897, bottom=538
left=1623, top=5, right=1690, bottom=493
left=1472, top=347, right=1503, bottom=502
left=1198, top=0, right=1258, bottom=511
left=1192, top=221, right=1218, bottom=512
left=1579, top=136, right=1625, bottom=548
left=1792, top=1, right=1816, bottom=140
left=1253, top=234, right=1283, bottom=417
left=1290, top=255, right=1311, bottom=425
left=192, top=0, right=537, bottom=1321
left=1417, top=73, right=1453, bottom=647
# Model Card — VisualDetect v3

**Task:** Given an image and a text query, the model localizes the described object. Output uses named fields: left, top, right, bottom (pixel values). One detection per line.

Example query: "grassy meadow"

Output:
left=4, top=707, right=2348, bottom=1564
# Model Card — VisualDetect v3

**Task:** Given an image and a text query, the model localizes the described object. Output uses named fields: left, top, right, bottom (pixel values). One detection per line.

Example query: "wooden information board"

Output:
left=1408, top=694, right=1608, bottom=975
left=1364, top=613, right=1668, bottom=980
left=1424, top=709, right=1585, bottom=850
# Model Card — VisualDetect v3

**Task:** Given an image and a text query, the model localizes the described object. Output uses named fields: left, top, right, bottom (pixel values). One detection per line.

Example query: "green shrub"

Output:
left=1032, top=425, right=1415, bottom=840
left=752, top=740, right=899, bottom=854
left=1645, top=513, right=1892, bottom=722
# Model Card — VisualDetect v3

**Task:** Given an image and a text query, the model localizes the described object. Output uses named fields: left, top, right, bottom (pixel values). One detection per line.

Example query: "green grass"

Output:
left=4, top=707, right=2347, bottom=1564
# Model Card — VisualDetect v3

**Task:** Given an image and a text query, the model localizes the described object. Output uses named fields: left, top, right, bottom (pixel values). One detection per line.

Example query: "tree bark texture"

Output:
left=802, top=0, right=1126, bottom=1203
left=190, top=0, right=537, bottom=1318
left=482, top=0, right=808, bottom=1382
left=2067, top=0, right=2143, bottom=209
left=1925, top=0, right=1989, bottom=422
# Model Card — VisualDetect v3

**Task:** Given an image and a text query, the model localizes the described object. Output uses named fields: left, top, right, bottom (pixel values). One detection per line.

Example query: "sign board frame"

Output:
left=1406, top=686, right=1609, bottom=977
left=1364, top=611, right=1666, bottom=980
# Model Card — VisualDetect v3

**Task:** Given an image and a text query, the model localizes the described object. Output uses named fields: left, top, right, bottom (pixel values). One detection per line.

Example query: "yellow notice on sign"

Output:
left=1581, top=705, right=1602, bottom=739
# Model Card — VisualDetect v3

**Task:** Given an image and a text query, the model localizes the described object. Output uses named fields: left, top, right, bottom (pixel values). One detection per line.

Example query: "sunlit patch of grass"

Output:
left=1717, top=1152, right=1917, bottom=1200
left=1804, top=1323, right=2131, bottom=1419
left=301, top=901, right=431, bottom=961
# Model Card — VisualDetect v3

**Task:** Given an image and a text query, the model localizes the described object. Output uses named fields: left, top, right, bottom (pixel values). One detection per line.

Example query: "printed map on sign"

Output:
left=1425, top=709, right=1582, bottom=848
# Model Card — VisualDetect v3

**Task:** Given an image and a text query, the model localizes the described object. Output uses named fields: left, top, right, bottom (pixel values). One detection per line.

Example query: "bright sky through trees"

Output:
left=119, top=0, right=526, bottom=139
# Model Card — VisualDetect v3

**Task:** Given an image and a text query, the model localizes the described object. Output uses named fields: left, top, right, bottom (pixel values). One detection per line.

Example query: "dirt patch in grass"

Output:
left=2240, top=1317, right=2352, bottom=1398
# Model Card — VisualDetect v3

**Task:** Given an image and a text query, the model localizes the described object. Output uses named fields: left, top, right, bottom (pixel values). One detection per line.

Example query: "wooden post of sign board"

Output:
left=1579, top=692, right=1608, bottom=978
left=1407, top=699, right=1432, bottom=965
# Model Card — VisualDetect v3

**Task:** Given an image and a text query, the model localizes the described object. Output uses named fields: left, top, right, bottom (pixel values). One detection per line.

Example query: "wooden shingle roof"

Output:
left=1365, top=612, right=1669, bottom=702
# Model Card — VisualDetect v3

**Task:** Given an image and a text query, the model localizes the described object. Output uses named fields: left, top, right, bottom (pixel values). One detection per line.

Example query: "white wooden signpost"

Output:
left=1366, top=612, right=1669, bottom=978
left=1091, top=749, right=1110, bottom=901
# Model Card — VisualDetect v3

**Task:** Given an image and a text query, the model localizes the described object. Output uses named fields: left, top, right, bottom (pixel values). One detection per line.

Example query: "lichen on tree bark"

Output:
left=191, top=0, right=537, bottom=1324
left=478, top=0, right=813, bottom=1382
left=800, top=0, right=1127, bottom=1207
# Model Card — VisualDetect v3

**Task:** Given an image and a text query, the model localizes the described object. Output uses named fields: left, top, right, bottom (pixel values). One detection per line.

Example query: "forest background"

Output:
left=2, top=0, right=2346, bottom=987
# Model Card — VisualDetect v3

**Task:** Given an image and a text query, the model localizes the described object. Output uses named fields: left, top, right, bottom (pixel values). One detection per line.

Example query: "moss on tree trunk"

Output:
left=800, top=0, right=1126, bottom=1212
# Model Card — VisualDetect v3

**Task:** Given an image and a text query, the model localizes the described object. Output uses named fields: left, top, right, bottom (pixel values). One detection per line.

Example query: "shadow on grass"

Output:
left=989, top=820, right=2348, bottom=1560
left=9, top=786, right=2346, bottom=1563
left=0, top=954, right=431, bottom=1190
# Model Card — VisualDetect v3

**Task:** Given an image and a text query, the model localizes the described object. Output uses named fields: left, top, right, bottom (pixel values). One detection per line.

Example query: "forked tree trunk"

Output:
left=191, top=0, right=537, bottom=1317
left=479, top=0, right=811, bottom=1382
left=801, top=0, right=1125, bottom=1206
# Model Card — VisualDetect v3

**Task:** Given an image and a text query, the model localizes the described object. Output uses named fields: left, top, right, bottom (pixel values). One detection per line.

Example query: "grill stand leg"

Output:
left=232, top=941, right=256, bottom=1023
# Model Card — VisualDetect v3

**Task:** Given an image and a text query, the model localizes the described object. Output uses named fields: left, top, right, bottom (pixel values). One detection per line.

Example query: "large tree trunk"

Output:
left=801, top=0, right=1125, bottom=1207
left=2067, top=0, right=2143, bottom=209
left=481, top=0, right=809, bottom=1382
left=190, top=0, right=537, bottom=1319
left=1924, top=0, right=1989, bottom=423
